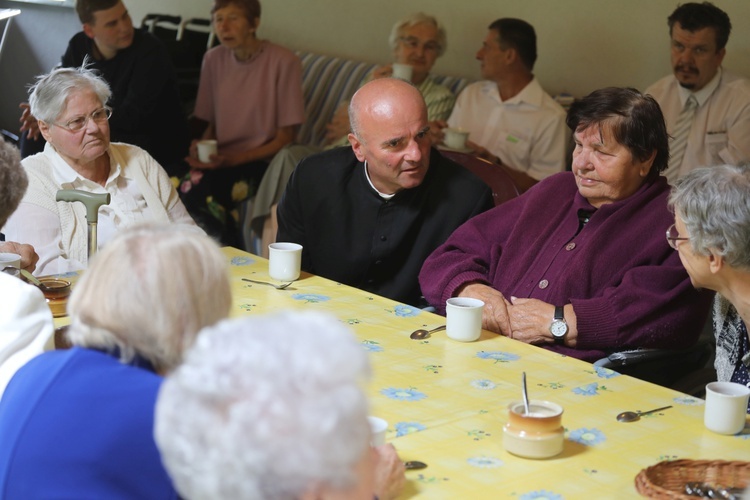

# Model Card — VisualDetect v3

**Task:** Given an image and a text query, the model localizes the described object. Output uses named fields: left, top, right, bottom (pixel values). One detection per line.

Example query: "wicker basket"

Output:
left=635, top=459, right=750, bottom=498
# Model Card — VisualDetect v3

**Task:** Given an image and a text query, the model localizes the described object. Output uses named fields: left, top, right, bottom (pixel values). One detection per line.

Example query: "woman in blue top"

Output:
left=669, top=164, right=750, bottom=411
left=0, top=224, right=232, bottom=498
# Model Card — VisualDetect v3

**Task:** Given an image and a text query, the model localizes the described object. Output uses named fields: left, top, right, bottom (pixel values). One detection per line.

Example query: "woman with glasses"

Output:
left=2, top=66, right=198, bottom=276
left=421, top=87, right=712, bottom=362
left=669, top=165, right=750, bottom=408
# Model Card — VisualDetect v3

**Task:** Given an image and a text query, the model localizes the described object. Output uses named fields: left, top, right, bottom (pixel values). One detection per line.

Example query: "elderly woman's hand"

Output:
left=19, top=103, right=41, bottom=141
left=508, top=298, right=578, bottom=347
left=457, top=283, right=512, bottom=337
left=372, top=444, right=405, bottom=500
left=185, top=139, right=226, bottom=169
left=0, top=241, right=39, bottom=273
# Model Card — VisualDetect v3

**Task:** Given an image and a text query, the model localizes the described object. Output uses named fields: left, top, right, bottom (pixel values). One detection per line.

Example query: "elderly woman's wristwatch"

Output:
left=550, top=306, right=568, bottom=345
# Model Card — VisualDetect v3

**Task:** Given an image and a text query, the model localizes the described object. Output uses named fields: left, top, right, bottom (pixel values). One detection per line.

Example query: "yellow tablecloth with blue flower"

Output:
left=224, top=248, right=749, bottom=499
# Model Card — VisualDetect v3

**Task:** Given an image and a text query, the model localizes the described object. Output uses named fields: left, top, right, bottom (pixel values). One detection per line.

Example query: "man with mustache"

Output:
left=18, top=0, right=188, bottom=173
left=646, top=2, right=750, bottom=184
left=276, top=78, right=493, bottom=307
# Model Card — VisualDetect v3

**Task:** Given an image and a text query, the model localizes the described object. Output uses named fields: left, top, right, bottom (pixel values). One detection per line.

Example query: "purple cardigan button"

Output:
left=538, top=279, right=549, bottom=289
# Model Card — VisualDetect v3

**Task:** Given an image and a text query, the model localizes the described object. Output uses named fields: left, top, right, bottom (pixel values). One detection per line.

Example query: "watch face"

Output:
left=550, top=320, right=567, bottom=338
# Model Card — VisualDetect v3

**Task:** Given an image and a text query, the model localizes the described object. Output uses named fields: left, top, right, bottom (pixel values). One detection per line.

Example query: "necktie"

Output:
left=667, top=95, right=698, bottom=180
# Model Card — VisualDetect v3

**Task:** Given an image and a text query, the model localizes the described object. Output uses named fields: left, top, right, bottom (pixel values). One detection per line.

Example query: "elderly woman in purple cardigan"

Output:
left=419, top=87, right=712, bottom=362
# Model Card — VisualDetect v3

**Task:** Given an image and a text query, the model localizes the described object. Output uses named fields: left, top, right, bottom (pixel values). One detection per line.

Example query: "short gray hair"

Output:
left=28, top=65, right=111, bottom=124
left=67, top=224, right=231, bottom=372
left=388, top=12, right=446, bottom=57
left=0, top=139, right=27, bottom=228
left=669, top=164, right=750, bottom=270
left=155, top=311, right=371, bottom=499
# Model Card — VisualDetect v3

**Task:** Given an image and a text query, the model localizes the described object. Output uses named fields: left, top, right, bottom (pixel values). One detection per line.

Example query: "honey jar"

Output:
left=503, top=400, right=564, bottom=459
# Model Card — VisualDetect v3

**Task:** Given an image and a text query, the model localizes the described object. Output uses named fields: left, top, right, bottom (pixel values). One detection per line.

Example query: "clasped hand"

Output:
left=458, top=283, right=556, bottom=345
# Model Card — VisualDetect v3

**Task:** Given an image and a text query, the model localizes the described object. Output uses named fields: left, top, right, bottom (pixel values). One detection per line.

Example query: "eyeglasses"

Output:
left=54, top=106, right=112, bottom=132
left=666, top=224, right=690, bottom=250
left=398, top=36, right=441, bottom=53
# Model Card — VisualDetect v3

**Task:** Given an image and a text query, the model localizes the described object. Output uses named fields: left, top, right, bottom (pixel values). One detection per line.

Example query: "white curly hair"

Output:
left=155, top=311, right=372, bottom=499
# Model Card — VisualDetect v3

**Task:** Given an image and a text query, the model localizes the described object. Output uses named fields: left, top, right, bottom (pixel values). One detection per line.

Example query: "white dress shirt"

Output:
left=646, top=68, right=750, bottom=183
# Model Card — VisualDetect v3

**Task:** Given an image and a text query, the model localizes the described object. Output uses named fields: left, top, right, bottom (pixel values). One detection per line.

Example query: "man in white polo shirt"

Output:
left=435, top=18, right=567, bottom=192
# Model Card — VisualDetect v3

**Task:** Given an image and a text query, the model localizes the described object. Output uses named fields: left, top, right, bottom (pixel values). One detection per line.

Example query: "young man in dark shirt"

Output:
left=19, top=0, right=188, bottom=171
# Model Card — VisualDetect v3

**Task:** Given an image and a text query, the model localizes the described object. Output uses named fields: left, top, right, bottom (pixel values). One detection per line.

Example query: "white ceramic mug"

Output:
left=443, top=128, right=470, bottom=150
left=0, top=252, right=22, bottom=269
left=197, top=139, right=218, bottom=163
left=391, top=63, right=413, bottom=81
left=446, top=297, right=484, bottom=342
left=268, top=242, right=303, bottom=281
left=368, top=416, right=388, bottom=447
left=704, top=381, right=750, bottom=435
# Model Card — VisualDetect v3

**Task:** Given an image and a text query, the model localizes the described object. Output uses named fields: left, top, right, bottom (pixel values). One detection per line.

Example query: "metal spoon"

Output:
left=2, top=266, right=53, bottom=292
left=522, top=372, right=530, bottom=415
left=18, top=268, right=51, bottom=291
left=409, top=325, right=446, bottom=340
left=404, top=460, right=427, bottom=470
left=616, top=405, right=672, bottom=423
left=242, top=278, right=293, bottom=290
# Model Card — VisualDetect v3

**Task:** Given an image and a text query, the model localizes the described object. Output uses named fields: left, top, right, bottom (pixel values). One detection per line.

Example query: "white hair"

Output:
left=155, top=311, right=372, bottom=500
left=388, top=12, right=447, bottom=57
left=28, top=64, right=111, bottom=124
left=669, top=164, right=750, bottom=270
left=67, top=223, right=231, bottom=372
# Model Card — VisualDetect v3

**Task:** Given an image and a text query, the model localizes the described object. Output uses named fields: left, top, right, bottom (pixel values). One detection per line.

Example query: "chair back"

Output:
left=141, top=14, right=182, bottom=44
left=439, top=150, right=520, bottom=206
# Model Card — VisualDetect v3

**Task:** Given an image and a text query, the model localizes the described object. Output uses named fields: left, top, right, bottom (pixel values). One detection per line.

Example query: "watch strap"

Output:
left=554, top=305, right=564, bottom=321
left=552, top=306, right=567, bottom=345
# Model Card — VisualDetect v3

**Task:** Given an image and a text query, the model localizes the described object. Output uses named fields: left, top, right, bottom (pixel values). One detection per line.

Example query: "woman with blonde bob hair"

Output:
left=0, top=224, right=231, bottom=498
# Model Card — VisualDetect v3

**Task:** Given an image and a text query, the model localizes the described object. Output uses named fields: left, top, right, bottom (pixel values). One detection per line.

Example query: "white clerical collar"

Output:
left=677, top=67, right=722, bottom=108
left=363, top=161, right=396, bottom=200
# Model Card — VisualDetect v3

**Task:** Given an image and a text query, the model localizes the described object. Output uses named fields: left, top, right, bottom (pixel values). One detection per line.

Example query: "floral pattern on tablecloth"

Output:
left=389, top=304, right=421, bottom=317
left=395, top=422, right=426, bottom=436
left=381, top=387, right=427, bottom=402
left=205, top=247, right=750, bottom=499
left=361, top=340, right=383, bottom=353
left=291, top=293, right=330, bottom=303
left=467, top=456, right=503, bottom=468
left=568, top=428, right=606, bottom=446
left=518, top=490, right=563, bottom=500
left=230, top=256, right=254, bottom=266
left=476, top=351, right=520, bottom=363
left=572, top=382, right=610, bottom=396
left=470, top=379, right=497, bottom=390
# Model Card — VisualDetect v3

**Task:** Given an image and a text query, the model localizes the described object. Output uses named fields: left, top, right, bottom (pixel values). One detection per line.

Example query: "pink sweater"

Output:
left=194, top=42, right=304, bottom=154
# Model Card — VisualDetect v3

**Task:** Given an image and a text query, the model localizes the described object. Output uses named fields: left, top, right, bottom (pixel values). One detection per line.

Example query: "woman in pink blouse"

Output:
left=181, top=0, right=304, bottom=246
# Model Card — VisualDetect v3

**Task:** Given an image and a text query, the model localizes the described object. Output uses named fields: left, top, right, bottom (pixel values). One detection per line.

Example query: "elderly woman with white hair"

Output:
left=668, top=165, right=750, bottom=409
left=0, top=224, right=231, bottom=498
left=155, top=311, right=405, bottom=500
left=2, top=65, right=197, bottom=276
